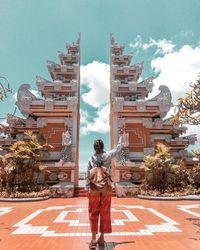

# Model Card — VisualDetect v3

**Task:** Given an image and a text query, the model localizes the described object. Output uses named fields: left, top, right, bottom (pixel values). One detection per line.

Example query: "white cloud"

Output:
left=144, top=38, right=175, bottom=54
left=149, top=44, right=200, bottom=145
left=29, top=89, right=41, bottom=98
left=129, top=36, right=175, bottom=55
left=80, top=104, right=110, bottom=135
left=185, top=125, right=200, bottom=146
left=129, top=35, right=143, bottom=50
left=80, top=61, right=110, bottom=134
left=0, top=119, right=8, bottom=126
left=13, top=92, right=17, bottom=101
left=81, top=61, right=110, bottom=108
left=165, top=108, right=200, bottom=145
left=80, top=109, right=89, bottom=126
left=150, top=45, right=200, bottom=103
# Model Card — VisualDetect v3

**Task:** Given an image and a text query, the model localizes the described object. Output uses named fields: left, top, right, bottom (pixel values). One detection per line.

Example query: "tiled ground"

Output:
left=0, top=197, right=200, bottom=250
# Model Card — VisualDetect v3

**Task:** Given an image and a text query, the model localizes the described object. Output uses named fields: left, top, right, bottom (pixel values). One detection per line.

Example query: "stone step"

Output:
left=74, top=187, right=116, bottom=197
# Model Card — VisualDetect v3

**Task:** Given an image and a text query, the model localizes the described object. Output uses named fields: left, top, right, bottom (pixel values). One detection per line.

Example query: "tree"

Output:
left=192, top=148, right=200, bottom=161
left=0, top=131, right=53, bottom=195
left=171, top=77, right=200, bottom=125
left=144, top=143, right=173, bottom=190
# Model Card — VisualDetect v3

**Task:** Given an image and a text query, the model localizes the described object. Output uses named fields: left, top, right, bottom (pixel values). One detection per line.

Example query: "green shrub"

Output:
left=143, top=143, right=200, bottom=195
left=0, top=131, right=53, bottom=195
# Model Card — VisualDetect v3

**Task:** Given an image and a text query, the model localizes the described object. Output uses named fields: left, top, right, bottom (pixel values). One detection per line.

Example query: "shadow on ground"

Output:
left=88, top=241, right=135, bottom=249
left=186, top=217, right=200, bottom=241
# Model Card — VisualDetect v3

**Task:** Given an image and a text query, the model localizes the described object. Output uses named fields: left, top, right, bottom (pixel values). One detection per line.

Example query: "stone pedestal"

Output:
left=50, top=181, right=74, bottom=198
left=43, top=163, right=75, bottom=183
left=115, top=162, right=146, bottom=183
left=115, top=182, right=140, bottom=197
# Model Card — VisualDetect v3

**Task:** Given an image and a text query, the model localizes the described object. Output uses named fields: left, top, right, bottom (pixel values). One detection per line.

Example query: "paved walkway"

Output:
left=0, top=197, right=200, bottom=250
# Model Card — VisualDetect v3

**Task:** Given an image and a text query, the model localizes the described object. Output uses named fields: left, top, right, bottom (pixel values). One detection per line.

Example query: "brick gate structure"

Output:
left=109, top=35, right=197, bottom=197
left=0, top=34, right=198, bottom=198
left=0, top=34, right=81, bottom=197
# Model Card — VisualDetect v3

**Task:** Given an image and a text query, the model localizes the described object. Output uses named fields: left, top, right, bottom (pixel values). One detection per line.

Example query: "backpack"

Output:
left=89, top=158, right=113, bottom=195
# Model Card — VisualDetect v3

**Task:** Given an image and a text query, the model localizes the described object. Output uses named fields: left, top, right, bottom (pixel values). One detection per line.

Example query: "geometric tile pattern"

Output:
left=0, top=207, right=12, bottom=217
left=11, top=205, right=181, bottom=237
left=177, top=204, right=200, bottom=218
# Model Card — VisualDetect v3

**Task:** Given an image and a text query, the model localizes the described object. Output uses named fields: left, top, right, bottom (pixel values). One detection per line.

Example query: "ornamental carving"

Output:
left=149, top=85, right=172, bottom=103
left=59, top=130, right=72, bottom=165
left=182, top=134, right=197, bottom=145
left=144, top=148, right=154, bottom=156
left=45, top=98, right=54, bottom=111
left=71, top=80, right=78, bottom=91
left=142, top=118, right=152, bottom=128
left=15, top=83, right=38, bottom=117
left=129, top=82, right=137, bottom=92
left=67, top=97, right=78, bottom=112
left=150, top=85, right=173, bottom=118
left=151, top=134, right=172, bottom=143
left=141, top=77, right=154, bottom=92
left=112, top=82, right=119, bottom=92
left=154, top=119, right=163, bottom=128
left=54, top=82, right=62, bottom=91
left=37, top=118, right=47, bottom=128
left=118, top=118, right=126, bottom=128
left=136, top=100, right=146, bottom=112
left=6, top=114, right=26, bottom=128
left=36, top=76, right=50, bottom=91
left=112, top=97, right=124, bottom=112
left=64, top=118, right=73, bottom=128
left=159, top=102, right=173, bottom=118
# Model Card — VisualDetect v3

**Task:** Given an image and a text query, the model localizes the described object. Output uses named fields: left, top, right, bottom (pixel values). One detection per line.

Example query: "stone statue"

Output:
left=59, top=130, right=72, bottom=165
left=119, top=127, right=129, bottom=165
left=15, top=84, right=38, bottom=117
left=149, top=85, right=172, bottom=103
left=148, top=85, right=173, bottom=118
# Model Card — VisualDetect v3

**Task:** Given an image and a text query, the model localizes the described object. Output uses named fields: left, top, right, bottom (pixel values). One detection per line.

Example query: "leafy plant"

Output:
left=172, top=77, right=200, bottom=125
left=192, top=147, right=200, bottom=161
left=144, top=143, right=173, bottom=190
left=0, top=130, right=53, bottom=195
left=143, top=143, right=200, bottom=195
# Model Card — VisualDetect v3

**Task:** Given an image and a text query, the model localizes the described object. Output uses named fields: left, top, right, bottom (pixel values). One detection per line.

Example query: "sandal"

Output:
left=89, top=240, right=97, bottom=249
left=97, top=238, right=105, bottom=246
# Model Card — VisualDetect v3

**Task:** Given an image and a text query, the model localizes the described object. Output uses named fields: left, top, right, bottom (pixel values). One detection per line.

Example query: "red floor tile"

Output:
left=0, top=197, right=200, bottom=249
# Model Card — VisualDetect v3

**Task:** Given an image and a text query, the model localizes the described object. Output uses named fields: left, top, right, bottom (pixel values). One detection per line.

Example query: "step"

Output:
left=74, top=187, right=116, bottom=197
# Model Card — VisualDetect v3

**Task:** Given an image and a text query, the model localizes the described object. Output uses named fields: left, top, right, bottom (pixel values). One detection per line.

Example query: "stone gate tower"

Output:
left=0, top=35, right=80, bottom=197
left=110, top=35, right=196, bottom=196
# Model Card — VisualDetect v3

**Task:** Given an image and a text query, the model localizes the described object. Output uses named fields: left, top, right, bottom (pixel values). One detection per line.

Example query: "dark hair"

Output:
left=93, top=139, right=104, bottom=154
left=94, top=159, right=104, bottom=168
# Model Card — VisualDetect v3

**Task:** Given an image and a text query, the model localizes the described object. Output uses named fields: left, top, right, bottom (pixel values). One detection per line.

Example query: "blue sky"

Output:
left=0, top=0, right=200, bottom=171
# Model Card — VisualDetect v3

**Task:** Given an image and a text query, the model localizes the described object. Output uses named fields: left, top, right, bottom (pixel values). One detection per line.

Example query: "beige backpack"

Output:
left=89, top=159, right=112, bottom=195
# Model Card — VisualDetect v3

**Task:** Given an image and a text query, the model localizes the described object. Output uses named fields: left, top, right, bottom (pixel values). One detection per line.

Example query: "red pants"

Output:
left=88, top=193, right=112, bottom=234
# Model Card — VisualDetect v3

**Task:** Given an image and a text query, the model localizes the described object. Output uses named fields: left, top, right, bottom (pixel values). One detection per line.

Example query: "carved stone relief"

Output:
left=136, top=100, right=146, bottom=112
left=129, top=82, right=137, bottom=92
left=144, top=147, right=154, bottom=156
left=142, top=118, right=152, bottom=128
left=45, top=98, right=54, bottom=111
left=113, top=97, right=124, bottom=112
left=37, top=118, right=48, bottom=128
left=67, top=97, right=78, bottom=112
